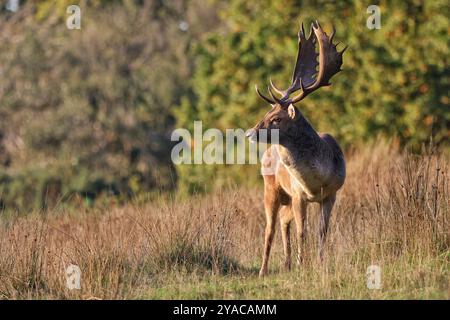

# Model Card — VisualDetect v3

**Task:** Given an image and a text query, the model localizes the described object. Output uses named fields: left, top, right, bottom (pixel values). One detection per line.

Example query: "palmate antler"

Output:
left=256, top=21, right=347, bottom=106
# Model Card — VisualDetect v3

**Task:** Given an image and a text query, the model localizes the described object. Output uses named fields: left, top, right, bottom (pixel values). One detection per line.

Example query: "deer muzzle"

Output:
left=245, top=128, right=258, bottom=142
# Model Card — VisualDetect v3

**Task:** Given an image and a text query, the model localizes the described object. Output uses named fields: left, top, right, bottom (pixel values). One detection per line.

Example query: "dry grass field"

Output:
left=0, top=142, right=448, bottom=299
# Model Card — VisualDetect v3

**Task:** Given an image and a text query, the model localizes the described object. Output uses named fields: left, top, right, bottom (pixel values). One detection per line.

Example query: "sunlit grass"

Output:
left=0, top=143, right=448, bottom=299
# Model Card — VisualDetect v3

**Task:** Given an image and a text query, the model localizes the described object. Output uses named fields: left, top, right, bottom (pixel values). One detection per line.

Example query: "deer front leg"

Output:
left=279, top=206, right=292, bottom=271
left=318, top=194, right=336, bottom=260
left=259, top=180, right=280, bottom=277
left=292, top=197, right=307, bottom=265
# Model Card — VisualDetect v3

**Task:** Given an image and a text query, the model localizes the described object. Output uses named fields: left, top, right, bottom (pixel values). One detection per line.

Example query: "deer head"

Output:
left=246, top=21, right=347, bottom=144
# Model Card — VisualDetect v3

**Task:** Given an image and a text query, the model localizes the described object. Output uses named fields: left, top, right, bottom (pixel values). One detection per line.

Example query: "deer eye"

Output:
left=271, top=118, right=281, bottom=125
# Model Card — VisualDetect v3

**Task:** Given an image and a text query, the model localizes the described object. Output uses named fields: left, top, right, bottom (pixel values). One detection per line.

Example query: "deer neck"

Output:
left=275, top=115, right=333, bottom=198
left=278, top=115, right=324, bottom=160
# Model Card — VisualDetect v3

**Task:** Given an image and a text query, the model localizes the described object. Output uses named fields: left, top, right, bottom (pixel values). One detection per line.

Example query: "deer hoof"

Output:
left=259, top=268, right=268, bottom=278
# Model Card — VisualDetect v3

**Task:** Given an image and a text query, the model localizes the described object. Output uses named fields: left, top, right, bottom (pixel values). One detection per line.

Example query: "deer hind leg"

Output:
left=259, top=178, right=281, bottom=277
left=318, top=193, right=336, bottom=260
left=292, top=197, right=308, bottom=265
left=279, top=205, right=292, bottom=271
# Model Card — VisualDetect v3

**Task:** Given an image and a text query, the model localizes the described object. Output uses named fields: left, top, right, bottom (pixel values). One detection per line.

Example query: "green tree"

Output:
left=176, top=0, right=449, bottom=193
left=0, top=0, right=221, bottom=210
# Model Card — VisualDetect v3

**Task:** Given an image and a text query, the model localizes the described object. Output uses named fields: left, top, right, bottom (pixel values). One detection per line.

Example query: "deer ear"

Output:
left=288, top=104, right=297, bottom=119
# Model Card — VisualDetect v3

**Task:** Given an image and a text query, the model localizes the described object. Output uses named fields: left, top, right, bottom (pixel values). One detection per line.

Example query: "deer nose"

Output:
left=245, top=128, right=257, bottom=142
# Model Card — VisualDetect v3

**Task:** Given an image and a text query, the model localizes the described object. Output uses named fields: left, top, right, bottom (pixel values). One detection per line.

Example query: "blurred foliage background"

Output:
left=0, top=0, right=448, bottom=210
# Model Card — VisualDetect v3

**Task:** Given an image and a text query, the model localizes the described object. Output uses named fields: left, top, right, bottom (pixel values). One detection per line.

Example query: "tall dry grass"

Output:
left=0, top=142, right=448, bottom=299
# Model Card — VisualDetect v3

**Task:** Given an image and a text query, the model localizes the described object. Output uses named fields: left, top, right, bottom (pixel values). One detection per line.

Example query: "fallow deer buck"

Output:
left=246, top=21, right=347, bottom=277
